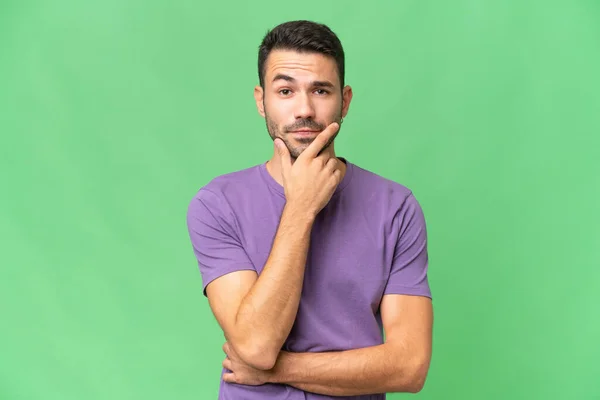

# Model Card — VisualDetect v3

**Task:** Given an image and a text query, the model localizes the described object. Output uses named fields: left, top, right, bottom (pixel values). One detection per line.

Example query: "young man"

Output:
left=186, top=20, right=433, bottom=399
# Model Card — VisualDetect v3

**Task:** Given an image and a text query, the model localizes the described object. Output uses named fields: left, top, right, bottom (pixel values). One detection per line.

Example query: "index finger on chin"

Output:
left=300, top=122, right=339, bottom=159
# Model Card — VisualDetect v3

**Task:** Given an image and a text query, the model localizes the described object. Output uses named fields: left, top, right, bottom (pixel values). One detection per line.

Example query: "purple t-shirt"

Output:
left=186, top=158, right=431, bottom=399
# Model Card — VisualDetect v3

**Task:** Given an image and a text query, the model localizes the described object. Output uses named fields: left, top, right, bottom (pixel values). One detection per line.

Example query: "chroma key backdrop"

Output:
left=1, top=1, right=599, bottom=399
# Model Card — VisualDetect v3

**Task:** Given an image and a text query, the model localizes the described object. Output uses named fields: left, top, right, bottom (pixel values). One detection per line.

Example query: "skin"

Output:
left=253, top=49, right=354, bottom=185
left=222, top=295, right=433, bottom=395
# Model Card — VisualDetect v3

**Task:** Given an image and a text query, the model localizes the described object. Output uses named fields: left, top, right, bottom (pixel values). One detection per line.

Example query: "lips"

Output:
left=291, top=130, right=318, bottom=138
left=290, top=130, right=319, bottom=133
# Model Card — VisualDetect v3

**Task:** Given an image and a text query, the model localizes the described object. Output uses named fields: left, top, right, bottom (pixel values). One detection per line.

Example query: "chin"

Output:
left=289, top=146, right=309, bottom=159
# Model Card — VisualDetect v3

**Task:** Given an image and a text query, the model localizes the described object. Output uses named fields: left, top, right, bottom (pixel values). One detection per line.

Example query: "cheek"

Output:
left=266, top=116, right=283, bottom=136
left=266, top=111, right=290, bottom=131
left=313, top=100, right=340, bottom=119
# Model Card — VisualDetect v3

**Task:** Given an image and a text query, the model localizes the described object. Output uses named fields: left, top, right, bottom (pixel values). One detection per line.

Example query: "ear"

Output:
left=254, top=85, right=265, bottom=117
left=341, top=85, right=353, bottom=119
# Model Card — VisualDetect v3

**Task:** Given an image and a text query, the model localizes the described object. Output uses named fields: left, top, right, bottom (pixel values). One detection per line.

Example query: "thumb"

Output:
left=274, top=139, right=291, bottom=174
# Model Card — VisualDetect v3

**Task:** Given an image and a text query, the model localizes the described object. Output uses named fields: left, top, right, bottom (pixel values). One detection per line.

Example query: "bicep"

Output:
left=205, top=270, right=257, bottom=342
left=381, top=294, right=433, bottom=392
left=381, top=294, right=433, bottom=358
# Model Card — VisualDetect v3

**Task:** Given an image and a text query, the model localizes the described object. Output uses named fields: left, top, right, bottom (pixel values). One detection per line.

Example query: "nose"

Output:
left=293, top=92, right=316, bottom=120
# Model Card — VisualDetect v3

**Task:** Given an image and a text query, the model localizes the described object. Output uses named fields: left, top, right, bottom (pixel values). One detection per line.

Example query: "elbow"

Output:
left=408, top=357, right=430, bottom=393
left=235, top=342, right=279, bottom=371
left=242, top=349, right=278, bottom=371
left=393, top=356, right=430, bottom=393
left=406, top=373, right=427, bottom=393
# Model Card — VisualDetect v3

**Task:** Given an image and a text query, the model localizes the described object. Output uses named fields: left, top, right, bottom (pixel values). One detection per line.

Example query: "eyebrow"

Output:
left=272, top=74, right=335, bottom=88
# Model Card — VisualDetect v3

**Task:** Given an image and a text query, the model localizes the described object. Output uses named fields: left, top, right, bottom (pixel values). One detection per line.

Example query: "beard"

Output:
left=265, top=107, right=343, bottom=159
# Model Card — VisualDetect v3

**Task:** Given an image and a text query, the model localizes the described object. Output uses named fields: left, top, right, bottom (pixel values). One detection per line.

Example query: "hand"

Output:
left=222, top=341, right=273, bottom=386
left=275, top=122, right=343, bottom=217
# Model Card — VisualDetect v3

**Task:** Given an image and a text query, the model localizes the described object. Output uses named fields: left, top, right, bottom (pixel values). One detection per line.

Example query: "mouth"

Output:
left=290, top=130, right=319, bottom=139
left=290, top=129, right=319, bottom=135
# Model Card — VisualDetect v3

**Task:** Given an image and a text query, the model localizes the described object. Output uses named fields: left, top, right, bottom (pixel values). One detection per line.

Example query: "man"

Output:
left=186, top=20, right=433, bottom=399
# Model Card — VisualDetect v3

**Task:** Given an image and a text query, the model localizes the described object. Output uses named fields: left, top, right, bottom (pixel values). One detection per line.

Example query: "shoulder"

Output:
left=348, top=162, right=418, bottom=207
left=198, top=164, right=262, bottom=199
left=186, top=164, right=262, bottom=220
left=346, top=162, right=427, bottom=233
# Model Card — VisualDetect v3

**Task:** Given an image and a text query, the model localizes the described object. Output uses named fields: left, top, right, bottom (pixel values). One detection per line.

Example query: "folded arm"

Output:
left=270, top=294, right=433, bottom=396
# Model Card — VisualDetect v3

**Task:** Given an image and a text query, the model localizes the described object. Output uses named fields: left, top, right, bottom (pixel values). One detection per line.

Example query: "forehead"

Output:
left=264, top=49, right=339, bottom=86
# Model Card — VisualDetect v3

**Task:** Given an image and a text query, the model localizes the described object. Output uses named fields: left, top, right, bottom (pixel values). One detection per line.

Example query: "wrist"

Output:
left=282, top=203, right=317, bottom=226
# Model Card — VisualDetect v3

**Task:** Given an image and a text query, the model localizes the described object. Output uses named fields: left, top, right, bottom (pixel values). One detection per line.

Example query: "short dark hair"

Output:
left=258, top=20, right=345, bottom=90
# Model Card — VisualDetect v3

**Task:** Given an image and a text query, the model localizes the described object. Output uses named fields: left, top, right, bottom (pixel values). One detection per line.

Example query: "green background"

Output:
left=2, top=0, right=599, bottom=399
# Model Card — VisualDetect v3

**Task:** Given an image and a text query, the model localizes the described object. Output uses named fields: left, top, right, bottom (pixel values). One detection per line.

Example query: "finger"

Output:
left=315, top=147, right=333, bottom=163
left=274, top=138, right=292, bottom=177
left=300, top=122, right=339, bottom=159
left=333, top=168, right=343, bottom=183
left=222, top=357, right=232, bottom=370
left=223, top=372, right=236, bottom=383
left=324, top=156, right=338, bottom=173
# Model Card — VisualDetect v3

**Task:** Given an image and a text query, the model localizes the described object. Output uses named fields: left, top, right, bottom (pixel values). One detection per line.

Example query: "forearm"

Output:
left=271, top=342, right=425, bottom=396
left=235, top=204, right=314, bottom=367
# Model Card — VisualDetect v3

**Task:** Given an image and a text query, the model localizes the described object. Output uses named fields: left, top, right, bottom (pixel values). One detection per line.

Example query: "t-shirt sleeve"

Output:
left=186, top=188, right=256, bottom=296
left=384, top=192, right=432, bottom=299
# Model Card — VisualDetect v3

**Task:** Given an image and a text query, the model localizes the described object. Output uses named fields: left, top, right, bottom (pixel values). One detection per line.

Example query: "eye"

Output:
left=315, top=89, right=329, bottom=95
left=279, top=89, right=292, bottom=96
